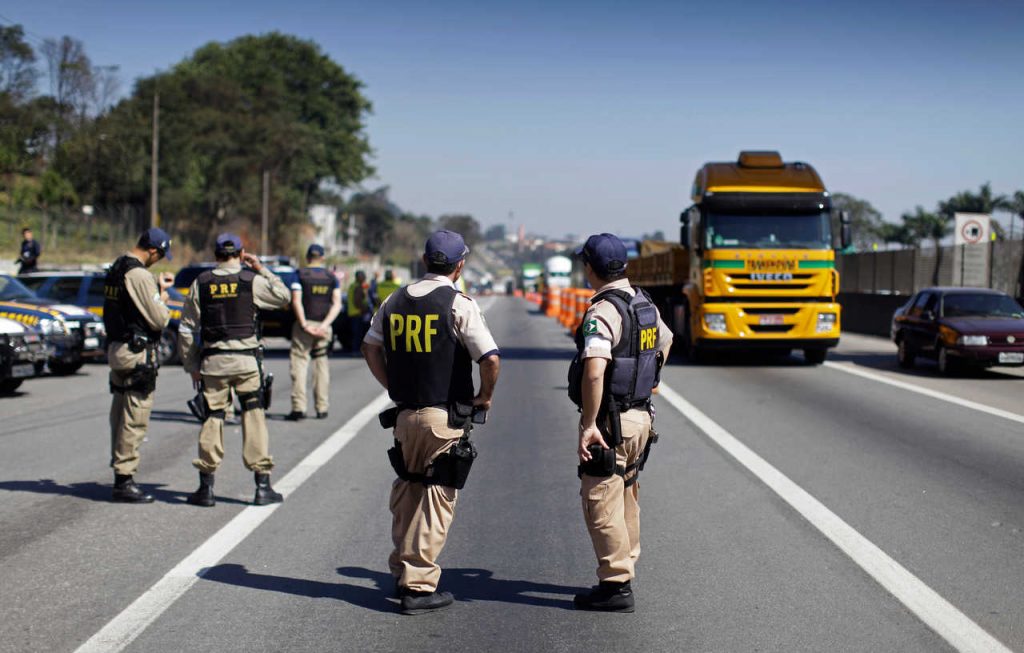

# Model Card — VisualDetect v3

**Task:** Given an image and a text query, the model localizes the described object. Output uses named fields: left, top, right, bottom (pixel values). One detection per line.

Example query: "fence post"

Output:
left=910, top=248, right=917, bottom=293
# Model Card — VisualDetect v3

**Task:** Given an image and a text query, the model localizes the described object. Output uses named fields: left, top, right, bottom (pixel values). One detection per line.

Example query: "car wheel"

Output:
left=937, top=346, right=959, bottom=376
left=0, top=379, right=24, bottom=394
left=897, top=337, right=915, bottom=368
left=804, top=348, right=827, bottom=365
left=48, top=360, right=84, bottom=376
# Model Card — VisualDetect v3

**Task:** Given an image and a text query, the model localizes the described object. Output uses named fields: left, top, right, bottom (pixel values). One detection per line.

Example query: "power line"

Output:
left=0, top=12, right=49, bottom=46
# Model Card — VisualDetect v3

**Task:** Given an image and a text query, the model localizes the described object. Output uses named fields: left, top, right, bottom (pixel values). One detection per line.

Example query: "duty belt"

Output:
left=201, top=347, right=261, bottom=359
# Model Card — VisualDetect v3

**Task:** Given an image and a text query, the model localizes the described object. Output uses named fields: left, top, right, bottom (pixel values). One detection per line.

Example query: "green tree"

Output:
left=71, top=32, right=373, bottom=251
left=938, top=182, right=1010, bottom=240
left=439, top=214, right=481, bottom=246
left=0, top=25, right=37, bottom=101
left=831, top=192, right=885, bottom=250
left=484, top=223, right=506, bottom=242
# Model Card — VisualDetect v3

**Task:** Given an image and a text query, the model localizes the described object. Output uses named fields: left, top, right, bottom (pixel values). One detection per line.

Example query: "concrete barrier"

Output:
left=839, top=292, right=910, bottom=338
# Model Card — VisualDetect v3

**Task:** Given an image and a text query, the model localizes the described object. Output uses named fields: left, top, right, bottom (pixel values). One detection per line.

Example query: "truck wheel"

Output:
left=48, top=360, right=84, bottom=376
left=0, top=379, right=24, bottom=394
left=804, top=348, right=827, bottom=365
left=897, top=337, right=915, bottom=369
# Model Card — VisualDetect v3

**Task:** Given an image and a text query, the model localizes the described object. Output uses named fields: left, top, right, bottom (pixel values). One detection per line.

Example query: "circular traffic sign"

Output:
left=960, top=219, right=984, bottom=244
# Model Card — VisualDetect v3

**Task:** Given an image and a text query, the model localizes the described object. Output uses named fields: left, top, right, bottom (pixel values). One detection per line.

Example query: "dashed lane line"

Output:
left=73, top=391, right=392, bottom=653
left=823, top=361, right=1024, bottom=426
left=658, top=382, right=1013, bottom=653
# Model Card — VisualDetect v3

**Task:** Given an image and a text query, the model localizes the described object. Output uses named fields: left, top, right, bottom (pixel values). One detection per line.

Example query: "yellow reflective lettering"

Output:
left=424, top=314, right=439, bottom=353
left=389, top=314, right=404, bottom=351
left=406, top=314, right=423, bottom=352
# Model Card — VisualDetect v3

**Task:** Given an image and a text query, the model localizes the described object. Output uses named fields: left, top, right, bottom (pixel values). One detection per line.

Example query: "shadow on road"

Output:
left=150, top=410, right=201, bottom=424
left=0, top=479, right=250, bottom=506
left=200, top=564, right=584, bottom=612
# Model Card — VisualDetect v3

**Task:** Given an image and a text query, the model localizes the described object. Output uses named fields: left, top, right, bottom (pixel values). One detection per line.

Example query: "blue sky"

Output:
left=4, top=0, right=1023, bottom=238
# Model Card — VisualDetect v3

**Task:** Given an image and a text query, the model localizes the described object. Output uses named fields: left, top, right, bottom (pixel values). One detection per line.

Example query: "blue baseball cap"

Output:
left=306, top=243, right=325, bottom=258
left=425, top=230, right=469, bottom=265
left=139, top=227, right=173, bottom=261
left=215, top=233, right=242, bottom=256
left=575, top=233, right=628, bottom=275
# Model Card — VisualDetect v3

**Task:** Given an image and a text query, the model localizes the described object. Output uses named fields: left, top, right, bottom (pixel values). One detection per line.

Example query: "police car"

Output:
left=19, top=270, right=185, bottom=365
left=0, top=274, right=106, bottom=375
left=0, top=317, right=51, bottom=393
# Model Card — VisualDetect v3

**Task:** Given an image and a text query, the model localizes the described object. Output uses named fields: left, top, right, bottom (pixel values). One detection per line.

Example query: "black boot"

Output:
left=285, top=410, right=305, bottom=421
left=112, top=474, right=154, bottom=504
left=573, top=581, right=635, bottom=612
left=253, top=472, right=283, bottom=505
left=400, top=590, right=454, bottom=615
left=187, top=472, right=215, bottom=507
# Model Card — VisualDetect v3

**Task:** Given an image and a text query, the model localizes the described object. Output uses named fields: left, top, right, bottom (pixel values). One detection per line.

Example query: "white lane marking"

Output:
left=657, top=382, right=1012, bottom=653
left=74, top=391, right=392, bottom=653
left=823, top=361, right=1024, bottom=426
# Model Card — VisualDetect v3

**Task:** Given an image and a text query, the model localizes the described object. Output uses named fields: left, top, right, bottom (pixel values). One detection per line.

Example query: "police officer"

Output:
left=347, top=270, right=371, bottom=354
left=178, top=234, right=291, bottom=507
left=569, top=233, right=672, bottom=612
left=104, top=227, right=174, bottom=503
left=361, top=230, right=500, bottom=615
left=286, top=244, right=341, bottom=421
left=375, top=269, right=401, bottom=303
left=17, top=227, right=41, bottom=274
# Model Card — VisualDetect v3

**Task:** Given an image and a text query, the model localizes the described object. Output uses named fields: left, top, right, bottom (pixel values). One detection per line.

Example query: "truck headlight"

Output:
left=957, top=335, right=988, bottom=346
left=816, top=313, right=837, bottom=333
left=703, top=313, right=727, bottom=333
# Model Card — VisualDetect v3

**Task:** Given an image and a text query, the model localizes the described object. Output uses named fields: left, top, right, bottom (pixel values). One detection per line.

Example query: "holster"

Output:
left=379, top=406, right=400, bottom=430
left=187, top=386, right=209, bottom=422
left=425, top=436, right=477, bottom=489
left=604, top=401, right=624, bottom=448
left=578, top=444, right=617, bottom=478
left=262, top=372, right=274, bottom=410
left=448, top=402, right=474, bottom=430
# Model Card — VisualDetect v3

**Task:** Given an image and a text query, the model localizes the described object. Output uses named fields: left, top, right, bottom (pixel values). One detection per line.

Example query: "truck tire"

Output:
left=48, top=360, right=84, bottom=376
left=0, top=379, right=24, bottom=394
left=804, top=348, right=827, bottom=365
left=679, top=304, right=710, bottom=364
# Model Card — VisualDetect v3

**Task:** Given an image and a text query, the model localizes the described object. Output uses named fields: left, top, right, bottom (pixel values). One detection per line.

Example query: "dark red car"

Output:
left=891, top=287, right=1024, bottom=375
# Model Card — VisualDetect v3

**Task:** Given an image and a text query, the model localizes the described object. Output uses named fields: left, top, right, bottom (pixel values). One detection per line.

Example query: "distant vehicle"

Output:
left=892, top=287, right=1024, bottom=375
left=620, top=238, right=641, bottom=260
left=0, top=274, right=106, bottom=375
left=0, top=317, right=50, bottom=394
left=630, top=151, right=852, bottom=365
left=19, top=270, right=186, bottom=365
left=520, top=263, right=542, bottom=291
left=544, top=255, right=573, bottom=289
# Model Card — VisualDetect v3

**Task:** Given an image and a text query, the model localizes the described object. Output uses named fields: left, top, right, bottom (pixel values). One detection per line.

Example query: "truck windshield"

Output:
left=705, top=212, right=832, bottom=250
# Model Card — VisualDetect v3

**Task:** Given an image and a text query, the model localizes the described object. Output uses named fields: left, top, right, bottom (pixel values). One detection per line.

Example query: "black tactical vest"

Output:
left=197, top=268, right=257, bottom=343
left=298, top=267, right=335, bottom=322
left=382, top=285, right=475, bottom=407
left=569, top=287, right=661, bottom=409
left=104, top=255, right=162, bottom=343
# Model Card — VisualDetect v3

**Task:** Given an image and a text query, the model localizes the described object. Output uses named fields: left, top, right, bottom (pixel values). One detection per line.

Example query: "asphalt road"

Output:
left=1, top=296, right=1022, bottom=652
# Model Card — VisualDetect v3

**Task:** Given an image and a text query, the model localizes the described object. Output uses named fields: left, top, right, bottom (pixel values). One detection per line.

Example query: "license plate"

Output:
left=758, top=315, right=786, bottom=325
left=998, top=352, right=1024, bottom=364
left=11, top=363, right=34, bottom=378
left=84, top=337, right=100, bottom=348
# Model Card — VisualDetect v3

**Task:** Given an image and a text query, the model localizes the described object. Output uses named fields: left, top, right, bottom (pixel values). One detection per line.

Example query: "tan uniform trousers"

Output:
left=289, top=321, right=332, bottom=413
left=580, top=408, right=652, bottom=584
left=388, top=407, right=462, bottom=593
left=193, top=371, right=274, bottom=473
left=109, top=367, right=155, bottom=476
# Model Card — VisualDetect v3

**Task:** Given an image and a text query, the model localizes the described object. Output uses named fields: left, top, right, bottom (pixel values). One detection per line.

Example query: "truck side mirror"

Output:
left=841, top=223, right=852, bottom=250
left=679, top=212, right=690, bottom=248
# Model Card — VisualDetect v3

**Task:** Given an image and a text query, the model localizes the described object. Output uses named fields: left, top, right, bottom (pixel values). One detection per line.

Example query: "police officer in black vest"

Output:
left=362, top=230, right=500, bottom=615
left=178, top=234, right=291, bottom=506
left=569, top=233, right=673, bottom=611
left=104, top=227, right=174, bottom=503
left=286, top=244, right=341, bottom=420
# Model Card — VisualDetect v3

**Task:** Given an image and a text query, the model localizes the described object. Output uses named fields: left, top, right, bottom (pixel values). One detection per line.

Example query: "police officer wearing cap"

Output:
left=104, top=227, right=174, bottom=503
left=286, top=244, right=341, bottom=421
left=361, top=229, right=500, bottom=615
left=568, top=233, right=673, bottom=612
left=178, top=234, right=291, bottom=507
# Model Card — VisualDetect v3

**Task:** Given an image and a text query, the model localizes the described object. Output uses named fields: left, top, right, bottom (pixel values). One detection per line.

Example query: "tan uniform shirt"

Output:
left=179, top=262, right=291, bottom=375
left=107, top=253, right=172, bottom=371
left=364, top=273, right=498, bottom=361
left=580, top=278, right=672, bottom=362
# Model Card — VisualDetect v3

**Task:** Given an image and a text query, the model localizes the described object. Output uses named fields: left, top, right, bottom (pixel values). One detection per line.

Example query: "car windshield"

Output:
left=706, top=212, right=832, bottom=249
left=942, top=293, right=1024, bottom=318
left=0, top=275, right=38, bottom=301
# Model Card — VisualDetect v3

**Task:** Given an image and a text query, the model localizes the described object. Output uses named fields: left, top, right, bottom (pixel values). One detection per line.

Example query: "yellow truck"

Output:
left=631, top=151, right=851, bottom=364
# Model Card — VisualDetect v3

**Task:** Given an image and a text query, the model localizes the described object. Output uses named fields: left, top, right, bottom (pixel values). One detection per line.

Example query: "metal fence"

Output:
left=837, top=241, right=1024, bottom=298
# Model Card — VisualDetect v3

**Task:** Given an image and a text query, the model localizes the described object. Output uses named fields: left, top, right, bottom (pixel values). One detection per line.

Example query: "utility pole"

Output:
left=261, top=169, right=270, bottom=254
left=150, top=92, right=159, bottom=228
